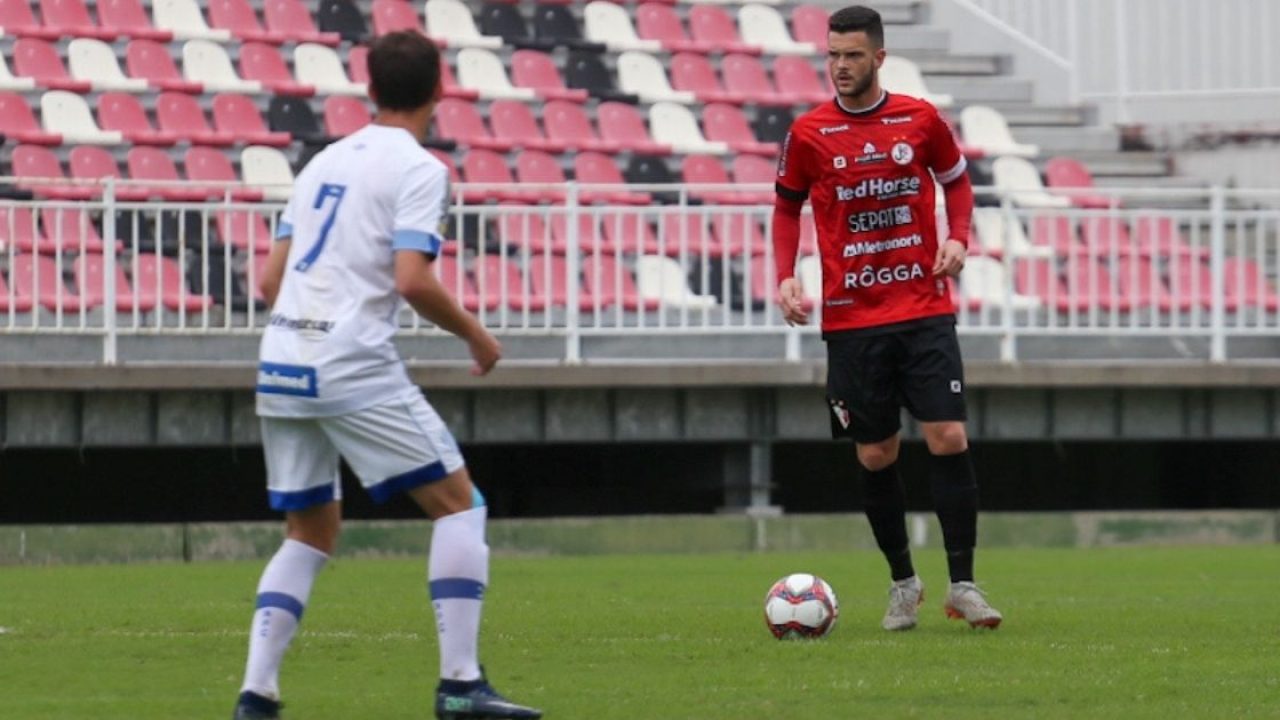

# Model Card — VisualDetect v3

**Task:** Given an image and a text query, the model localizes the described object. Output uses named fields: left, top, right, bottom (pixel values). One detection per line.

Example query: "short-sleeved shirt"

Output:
left=776, top=92, right=966, bottom=334
left=257, top=124, right=449, bottom=417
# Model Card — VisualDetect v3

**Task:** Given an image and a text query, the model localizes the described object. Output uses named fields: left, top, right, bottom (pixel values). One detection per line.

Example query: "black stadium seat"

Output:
left=267, top=96, right=328, bottom=145
left=565, top=50, right=639, bottom=104
left=479, top=2, right=554, bottom=51
left=316, top=0, right=368, bottom=44
left=624, top=155, right=680, bottom=204
left=533, top=4, right=605, bottom=52
left=752, top=106, right=795, bottom=145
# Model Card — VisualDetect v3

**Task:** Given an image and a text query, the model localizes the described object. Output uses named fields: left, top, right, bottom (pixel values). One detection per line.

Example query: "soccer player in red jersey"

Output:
left=773, top=5, right=1002, bottom=631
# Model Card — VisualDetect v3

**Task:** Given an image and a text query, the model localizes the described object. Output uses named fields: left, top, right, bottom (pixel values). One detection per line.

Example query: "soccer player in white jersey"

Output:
left=232, top=31, right=541, bottom=720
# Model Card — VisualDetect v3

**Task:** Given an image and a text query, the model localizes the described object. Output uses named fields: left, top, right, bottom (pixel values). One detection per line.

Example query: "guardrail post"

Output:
left=998, top=197, right=1018, bottom=362
left=1209, top=185, right=1227, bottom=362
left=102, top=178, right=118, bottom=365
left=564, top=183, right=582, bottom=364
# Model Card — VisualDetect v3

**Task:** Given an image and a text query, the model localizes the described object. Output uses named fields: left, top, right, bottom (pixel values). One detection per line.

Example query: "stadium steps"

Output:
left=929, top=75, right=1035, bottom=104
left=991, top=104, right=1090, bottom=127
left=878, top=0, right=927, bottom=25
left=1067, top=151, right=1172, bottom=178
left=1015, top=125, right=1122, bottom=154
left=910, top=53, right=1003, bottom=76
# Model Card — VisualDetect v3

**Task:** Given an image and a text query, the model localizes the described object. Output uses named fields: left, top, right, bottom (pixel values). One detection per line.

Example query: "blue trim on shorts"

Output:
left=268, top=484, right=335, bottom=511
left=429, top=577, right=486, bottom=601
left=471, top=487, right=486, bottom=508
left=256, top=591, right=305, bottom=620
left=367, top=461, right=448, bottom=504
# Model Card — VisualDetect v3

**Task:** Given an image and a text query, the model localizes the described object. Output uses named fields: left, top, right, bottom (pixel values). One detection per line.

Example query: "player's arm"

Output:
left=927, top=109, right=974, bottom=278
left=773, top=129, right=813, bottom=326
left=259, top=207, right=296, bottom=307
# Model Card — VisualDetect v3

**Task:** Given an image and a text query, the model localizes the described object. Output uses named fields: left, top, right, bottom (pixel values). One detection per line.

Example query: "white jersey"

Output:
left=257, top=124, right=449, bottom=417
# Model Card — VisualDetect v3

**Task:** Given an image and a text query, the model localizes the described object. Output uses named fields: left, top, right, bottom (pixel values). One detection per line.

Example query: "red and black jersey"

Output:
left=776, top=92, right=966, bottom=333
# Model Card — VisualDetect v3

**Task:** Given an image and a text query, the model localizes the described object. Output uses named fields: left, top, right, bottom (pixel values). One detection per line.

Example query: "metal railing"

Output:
left=1, top=181, right=1278, bottom=364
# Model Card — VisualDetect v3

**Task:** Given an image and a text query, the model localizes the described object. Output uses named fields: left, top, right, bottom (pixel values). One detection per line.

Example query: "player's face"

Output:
left=827, top=31, right=885, bottom=102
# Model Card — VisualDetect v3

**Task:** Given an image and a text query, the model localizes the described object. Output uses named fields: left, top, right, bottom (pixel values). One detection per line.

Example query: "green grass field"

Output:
left=2, top=546, right=1278, bottom=719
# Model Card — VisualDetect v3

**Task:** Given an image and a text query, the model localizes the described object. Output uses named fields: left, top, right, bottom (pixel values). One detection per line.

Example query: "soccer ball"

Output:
left=763, top=573, right=839, bottom=639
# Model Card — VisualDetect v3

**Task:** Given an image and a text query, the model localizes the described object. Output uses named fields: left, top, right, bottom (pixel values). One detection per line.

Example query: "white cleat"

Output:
left=944, top=581, right=1003, bottom=629
left=881, top=575, right=924, bottom=631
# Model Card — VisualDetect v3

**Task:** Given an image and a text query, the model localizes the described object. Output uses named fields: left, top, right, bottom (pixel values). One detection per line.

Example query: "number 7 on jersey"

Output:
left=294, top=183, right=347, bottom=272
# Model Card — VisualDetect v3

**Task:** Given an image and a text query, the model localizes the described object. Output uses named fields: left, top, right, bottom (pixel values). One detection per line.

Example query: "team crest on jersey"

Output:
left=891, top=142, right=915, bottom=165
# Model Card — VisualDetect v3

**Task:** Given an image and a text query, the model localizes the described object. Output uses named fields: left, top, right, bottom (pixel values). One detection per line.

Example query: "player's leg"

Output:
left=234, top=418, right=343, bottom=719
left=827, top=332, right=923, bottom=630
left=330, top=390, right=540, bottom=719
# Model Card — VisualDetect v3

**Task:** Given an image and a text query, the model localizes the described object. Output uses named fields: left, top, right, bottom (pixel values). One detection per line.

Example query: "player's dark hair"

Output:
left=366, top=31, right=441, bottom=111
left=828, top=5, right=884, bottom=48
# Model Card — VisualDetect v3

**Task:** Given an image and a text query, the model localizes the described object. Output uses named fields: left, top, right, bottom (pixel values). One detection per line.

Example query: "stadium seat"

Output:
left=263, top=0, right=340, bottom=45
left=0, top=256, right=36, bottom=312
left=126, top=39, right=202, bottom=93
left=617, top=51, right=697, bottom=105
left=970, top=208, right=1052, bottom=259
left=66, top=39, right=148, bottom=94
left=0, top=92, right=60, bottom=144
left=1029, top=215, right=1082, bottom=255
left=322, top=95, right=370, bottom=137
left=12, top=144, right=95, bottom=200
left=528, top=253, right=596, bottom=311
left=39, top=0, right=119, bottom=40
left=957, top=255, right=1041, bottom=311
left=129, top=146, right=217, bottom=201
left=435, top=254, right=488, bottom=312
left=582, top=254, right=657, bottom=311
left=509, top=49, right=589, bottom=103
left=682, top=155, right=750, bottom=205
left=152, top=0, right=233, bottom=42
left=752, top=105, right=793, bottom=144
left=583, top=1, right=662, bottom=53
left=40, top=206, right=115, bottom=254
left=0, top=0, right=62, bottom=39
left=183, top=39, right=264, bottom=94
left=1223, top=257, right=1280, bottom=311
left=0, top=206, right=47, bottom=257
left=994, top=157, right=1070, bottom=209
left=713, top=213, right=767, bottom=256
left=98, top=0, right=173, bottom=41
left=573, top=153, right=651, bottom=205
left=795, top=253, right=821, bottom=305
left=239, top=42, right=315, bottom=96
left=240, top=145, right=294, bottom=201
left=532, top=4, right=603, bottom=51
left=636, top=255, right=717, bottom=309
left=1114, top=255, right=1181, bottom=312
left=598, top=212, right=661, bottom=254
left=688, top=5, right=761, bottom=55
left=435, top=97, right=513, bottom=150
left=208, top=0, right=286, bottom=44
left=268, top=96, right=329, bottom=145
left=564, top=49, right=638, bottom=104
left=548, top=213, right=614, bottom=255
left=479, top=1, right=551, bottom=51
left=214, top=93, right=292, bottom=146
left=488, top=99, right=567, bottom=153
left=497, top=209, right=550, bottom=253
left=738, top=3, right=816, bottom=55
left=425, top=0, right=502, bottom=49
left=543, top=100, right=620, bottom=153
left=636, top=3, right=715, bottom=54
left=514, top=150, right=570, bottom=204
left=13, top=38, right=93, bottom=92
left=703, top=103, right=778, bottom=157
left=462, top=148, right=536, bottom=203
left=41, top=90, right=124, bottom=144
left=879, top=55, right=953, bottom=108
left=436, top=54, right=481, bottom=100
left=790, top=3, right=828, bottom=48
left=649, top=102, right=729, bottom=155
left=214, top=208, right=273, bottom=251
left=68, top=145, right=151, bottom=200
left=157, top=92, right=234, bottom=145
left=370, top=0, right=421, bottom=36
left=317, top=0, right=367, bottom=43
left=670, top=53, right=746, bottom=105
left=12, top=254, right=95, bottom=312
left=623, top=154, right=681, bottom=204
left=960, top=105, right=1039, bottom=158
left=1016, top=256, right=1126, bottom=312
left=1078, top=216, right=1135, bottom=257
left=1133, top=217, right=1204, bottom=258
left=659, top=213, right=717, bottom=255
left=295, top=43, right=366, bottom=96
left=768, top=55, right=833, bottom=106
left=74, top=253, right=152, bottom=312
left=1044, top=156, right=1115, bottom=209
left=597, top=101, right=672, bottom=155
left=133, top=253, right=213, bottom=311
left=476, top=254, right=541, bottom=312
left=0, top=54, right=38, bottom=92
left=721, top=53, right=792, bottom=106
left=185, top=146, right=263, bottom=201
left=729, top=154, right=779, bottom=204
left=455, top=47, right=536, bottom=101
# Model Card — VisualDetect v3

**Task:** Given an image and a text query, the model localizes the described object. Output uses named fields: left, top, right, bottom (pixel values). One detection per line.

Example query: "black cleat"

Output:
left=232, top=691, right=282, bottom=719
left=435, top=674, right=542, bottom=720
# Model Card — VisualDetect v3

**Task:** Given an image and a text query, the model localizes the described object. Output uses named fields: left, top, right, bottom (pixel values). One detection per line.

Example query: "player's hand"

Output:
left=467, top=331, right=502, bottom=376
left=932, top=239, right=968, bottom=278
left=777, top=277, right=809, bottom=326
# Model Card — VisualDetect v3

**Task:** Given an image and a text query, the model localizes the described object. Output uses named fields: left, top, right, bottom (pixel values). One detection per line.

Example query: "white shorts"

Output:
left=260, top=388, right=465, bottom=511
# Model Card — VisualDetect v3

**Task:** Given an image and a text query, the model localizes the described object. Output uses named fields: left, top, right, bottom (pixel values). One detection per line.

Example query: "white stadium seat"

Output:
left=294, top=43, right=366, bottom=97
left=972, top=208, right=1053, bottom=258
left=425, top=0, right=503, bottom=49
left=152, top=0, right=234, bottom=42
left=0, top=55, right=37, bottom=92
left=240, top=145, right=294, bottom=201
left=583, top=2, right=662, bottom=53
left=649, top=101, right=729, bottom=155
left=68, top=39, right=150, bottom=93
left=960, top=104, right=1039, bottom=158
left=880, top=55, right=953, bottom=108
left=40, top=90, right=124, bottom=145
left=959, top=256, right=1042, bottom=310
left=182, top=39, right=264, bottom=94
left=617, top=51, right=697, bottom=105
left=636, top=255, right=718, bottom=309
left=993, top=156, right=1070, bottom=209
left=455, top=48, right=536, bottom=101
left=796, top=254, right=821, bottom=306
left=737, top=4, right=816, bottom=56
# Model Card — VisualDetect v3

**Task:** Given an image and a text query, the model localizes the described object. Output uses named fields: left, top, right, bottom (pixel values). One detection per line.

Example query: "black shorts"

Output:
left=825, top=316, right=968, bottom=443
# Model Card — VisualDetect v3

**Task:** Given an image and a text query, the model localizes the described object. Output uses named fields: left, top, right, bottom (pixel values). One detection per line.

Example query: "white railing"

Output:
left=948, top=0, right=1280, bottom=124
left=1, top=182, right=1278, bottom=364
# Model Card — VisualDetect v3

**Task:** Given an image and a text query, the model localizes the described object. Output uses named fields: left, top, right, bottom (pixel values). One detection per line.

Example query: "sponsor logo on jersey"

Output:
left=950, top=379, right=963, bottom=393
left=842, top=232, right=923, bottom=258
left=778, top=131, right=792, bottom=176
left=854, top=141, right=889, bottom=165
left=842, top=262, right=926, bottom=289
left=846, top=205, right=914, bottom=234
left=256, top=362, right=319, bottom=398
left=268, top=313, right=336, bottom=334
left=835, top=176, right=922, bottom=202
left=881, top=115, right=914, bottom=125
left=833, top=155, right=847, bottom=169
left=819, top=124, right=851, bottom=135
left=891, top=142, right=915, bottom=165
left=828, top=398, right=851, bottom=429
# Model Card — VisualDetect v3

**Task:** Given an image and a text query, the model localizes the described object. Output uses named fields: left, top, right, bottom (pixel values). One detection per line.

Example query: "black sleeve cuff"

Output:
left=775, top=183, right=808, bottom=202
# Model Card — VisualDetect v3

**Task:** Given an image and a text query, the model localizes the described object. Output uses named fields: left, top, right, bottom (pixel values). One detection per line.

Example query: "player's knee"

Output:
left=856, top=442, right=899, bottom=472
left=286, top=525, right=341, bottom=556
left=924, top=422, right=969, bottom=455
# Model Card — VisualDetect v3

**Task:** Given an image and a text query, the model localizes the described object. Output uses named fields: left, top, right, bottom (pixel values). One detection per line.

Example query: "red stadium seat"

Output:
left=435, top=97, right=513, bottom=151
left=39, top=0, right=119, bottom=40
left=215, top=209, right=273, bottom=251
left=98, top=92, right=180, bottom=146
left=68, top=145, right=151, bottom=200
left=133, top=254, right=213, bottom=312
left=157, top=92, right=235, bottom=146
left=770, top=56, right=833, bottom=106
left=0, top=92, right=62, bottom=144
left=12, top=254, right=96, bottom=311
left=347, top=44, right=370, bottom=83
left=185, top=146, right=263, bottom=201
left=596, top=101, right=672, bottom=155
left=435, top=254, right=489, bottom=311
left=582, top=255, right=657, bottom=311
left=1016, top=257, right=1128, bottom=312
left=670, top=53, right=746, bottom=105
left=1114, top=256, right=1182, bottom=312
left=635, top=3, right=714, bottom=54
left=703, top=103, right=779, bottom=157
left=322, top=95, right=371, bottom=137
left=721, top=53, right=792, bottom=107
left=1133, top=217, right=1205, bottom=258
left=732, top=154, right=777, bottom=188
left=1078, top=216, right=1133, bottom=257
left=0, top=0, right=62, bottom=39
left=514, top=150, right=569, bottom=204
left=712, top=214, right=767, bottom=256
left=0, top=260, right=35, bottom=312
left=99, top=0, right=173, bottom=40
left=688, top=6, right=761, bottom=55
left=42, top=206, right=117, bottom=254
left=599, top=212, right=661, bottom=254
left=74, top=253, right=154, bottom=312
left=1224, top=257, right=1280, bottom=311
left=370, top=0, right=421, bottom=36
left=487, top=99, right=567, bottom=153
left=239, top=42, right=315, bottom=96
left=542, top=100, right=620, bottom=153
left=211, top=93, right=291, bottom=146
left=1029, top=215, right=1082, bottom=256
left=209, top=0, right=287, bottom=43
left=0, top=207, right=48, bottom=258
left=528, top=253, right=596, bottom=311
left=510, top=49, right=588, bottom=103
left=262, top=0, right=341, bottom=46
left=129, top=146, right=218, bottom=201
left=1044, top=156, right=1114, bottom=209
left=126, top=39, right=202, bottom=93
left=462, top=149, right=535, bottom=203
left=13, top=38, right=93, bottom=92
left=549, top=213, right=613, bottom=254
left=660, top=213, right=716, bottom=255
left=12, top=144, right=95, bottom=201
left=497, top=210, right=550, bottom=253
left=790, top=4, right=829, bottom=49
left=682, top=155, right=758, bottom=206
left=573, top=152, right=651, bottom=205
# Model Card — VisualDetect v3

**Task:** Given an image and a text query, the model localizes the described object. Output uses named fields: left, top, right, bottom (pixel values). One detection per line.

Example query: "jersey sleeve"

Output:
left=775, top=126, right=814, bottom=201
left=392, top=160, right=448, bottom=257
left=925, top=107, right=967, bottom=185
left=276, top=195, right=296, bottom=241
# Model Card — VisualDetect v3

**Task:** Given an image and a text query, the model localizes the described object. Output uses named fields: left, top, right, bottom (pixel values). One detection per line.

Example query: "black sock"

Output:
left=861, top=461, right=915, bottom=581
left=929, top=450, right=978, bottom=583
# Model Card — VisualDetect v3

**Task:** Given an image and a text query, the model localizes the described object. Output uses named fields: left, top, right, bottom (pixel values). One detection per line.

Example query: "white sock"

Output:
left=241, top=538, right=329, bottom=700
left=429, top=505, right=489, bottom=682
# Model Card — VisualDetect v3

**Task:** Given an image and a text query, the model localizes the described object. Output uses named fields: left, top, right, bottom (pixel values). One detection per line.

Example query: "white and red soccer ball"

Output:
left=764, top=573, right=840, bottom=639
